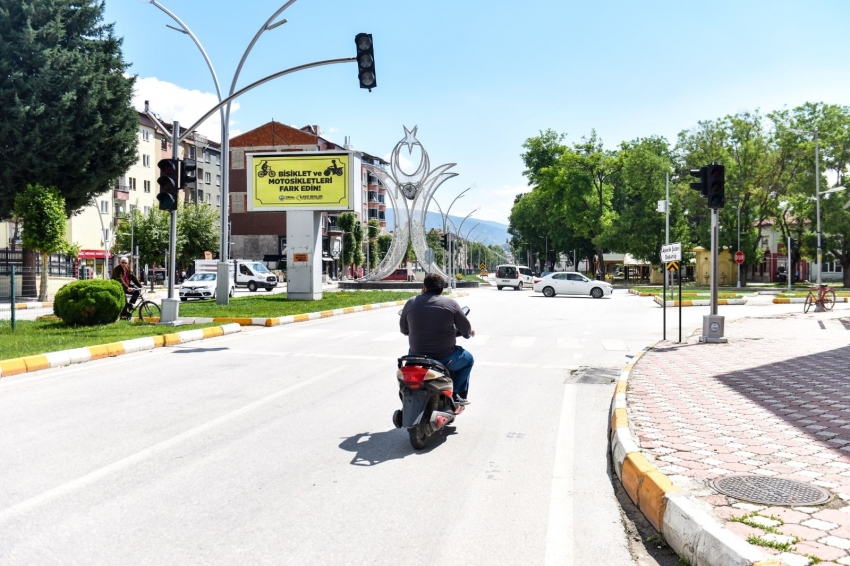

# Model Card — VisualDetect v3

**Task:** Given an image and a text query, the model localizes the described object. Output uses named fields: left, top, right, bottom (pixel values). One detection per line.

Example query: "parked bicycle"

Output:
left=125, top=288, right=161, bottom=322
left=804, top=284, right=836, bottom=313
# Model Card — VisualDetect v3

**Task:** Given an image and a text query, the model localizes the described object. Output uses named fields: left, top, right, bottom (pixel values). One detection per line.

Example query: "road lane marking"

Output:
left=280, top=329, right=327, bottom=338
left=327, top=330, right=368, bottom=340
left=600, top=339, right=628, bottom=351
left=0, top=366, right=345, bottom=523
left=544, top=384, right=576, bottom=565
left=510, top=336, right=535, bottom=348
left=372, top=332, right=402, bottom=342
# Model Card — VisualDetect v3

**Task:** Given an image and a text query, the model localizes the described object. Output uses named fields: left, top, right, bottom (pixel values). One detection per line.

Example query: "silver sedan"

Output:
left=532, top=272, right=613, bottom=299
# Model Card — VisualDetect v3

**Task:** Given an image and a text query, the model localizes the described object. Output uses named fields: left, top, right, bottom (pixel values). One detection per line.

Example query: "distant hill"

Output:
left=384, top=209, right=510, bottom=246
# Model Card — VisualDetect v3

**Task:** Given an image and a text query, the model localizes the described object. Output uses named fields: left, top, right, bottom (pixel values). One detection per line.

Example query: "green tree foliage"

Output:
left=176, top=203, right=220, bottom=267
left=114, top=207, right=172, bottom=268
left=336, top=212, right=360, bottom=277
left=366, top=219, right=380, bottom=269
left=0, top=0, right=138, bottom=219
left=14, top=184, right=67, bottom=300
left=54, top=278, right=123, bottom=326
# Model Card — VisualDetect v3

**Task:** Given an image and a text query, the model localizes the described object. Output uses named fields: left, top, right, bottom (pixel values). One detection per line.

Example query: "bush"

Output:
left=54, top=279, right=124, bottom=326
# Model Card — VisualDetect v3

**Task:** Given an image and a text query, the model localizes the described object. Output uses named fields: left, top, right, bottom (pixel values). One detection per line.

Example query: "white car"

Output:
left=532, top=272, right=613, bottom=299
left=179, top=273, right=235, bottom=301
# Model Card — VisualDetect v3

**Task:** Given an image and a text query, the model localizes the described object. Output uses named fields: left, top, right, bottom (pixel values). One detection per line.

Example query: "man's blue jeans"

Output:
left=438, top=346, right=474, bottom=395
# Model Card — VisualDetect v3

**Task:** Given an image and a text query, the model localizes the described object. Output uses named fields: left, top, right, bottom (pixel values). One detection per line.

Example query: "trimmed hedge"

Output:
left=54, top=279, right=124, bottom=326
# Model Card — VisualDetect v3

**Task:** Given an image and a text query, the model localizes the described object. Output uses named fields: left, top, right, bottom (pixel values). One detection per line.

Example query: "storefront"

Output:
left=77, top=249, right=113, bottom=279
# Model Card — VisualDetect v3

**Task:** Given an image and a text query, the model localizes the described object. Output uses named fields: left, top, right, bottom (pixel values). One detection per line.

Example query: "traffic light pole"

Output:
left=159, top=121, right=181, bottom=324
left=699, top=208, right=726, bottom=343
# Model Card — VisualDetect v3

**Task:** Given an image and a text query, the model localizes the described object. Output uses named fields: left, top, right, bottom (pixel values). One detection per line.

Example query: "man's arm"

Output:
left=453, top=304, right=473, bottom=339
left=129, top=272, right=142, bottom=288
left=399, top=301, right=410, bottom=336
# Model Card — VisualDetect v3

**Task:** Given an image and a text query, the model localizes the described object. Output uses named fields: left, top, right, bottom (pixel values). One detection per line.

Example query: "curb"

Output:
left=0, top=301, right=53, bottom=311
left=0, top=293, right=470, bottom=379
left=610, top=346, right=774, bottom=566
left=628, top=289, right=655, bottom=297
left=772, top=296, right=849, bottom=304
left=652, top=296, right=748, bottom=307
left=0, top=323, right=242, bottom=379
left=160, top=293, right=469, bottom=328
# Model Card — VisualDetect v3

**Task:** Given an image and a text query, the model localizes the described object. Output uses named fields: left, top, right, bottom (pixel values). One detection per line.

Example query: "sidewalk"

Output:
left=627, top=310, right=850, bottom=565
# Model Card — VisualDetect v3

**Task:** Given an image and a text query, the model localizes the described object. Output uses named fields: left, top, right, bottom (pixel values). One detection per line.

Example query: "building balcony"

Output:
left=327, top=224, right=343, bottom=235
left=113, top=187, right=130, bottom=201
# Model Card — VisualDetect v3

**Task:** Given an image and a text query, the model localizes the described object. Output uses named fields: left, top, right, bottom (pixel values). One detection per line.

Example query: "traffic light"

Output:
left=706, top=162, right=725, bottom=209
left=355, top=33, right=376, bottom=91
left=689, top=166, right=708, bottom=198
left=180, top=158, right=196, bottom=192
left=441, top=233, right=449, bottom=249
left=789, top=237, right=798, bottom=253
left=156, top=158, right=180, bottom=211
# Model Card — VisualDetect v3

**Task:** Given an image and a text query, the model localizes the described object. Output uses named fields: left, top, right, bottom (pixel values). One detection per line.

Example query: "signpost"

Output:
left=661, top=243, right=682, bottom=342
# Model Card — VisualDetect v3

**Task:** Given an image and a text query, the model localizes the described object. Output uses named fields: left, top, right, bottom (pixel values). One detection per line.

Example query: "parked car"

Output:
left=179, top=272, right=235, bottom=301
left=495, top=264, right=535, bottom=290
left=532, top=272, right=613, bottom=299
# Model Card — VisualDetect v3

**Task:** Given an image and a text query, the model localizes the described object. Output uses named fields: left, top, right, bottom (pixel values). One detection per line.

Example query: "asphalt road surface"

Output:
left=0, top=286, right=832, bottom=565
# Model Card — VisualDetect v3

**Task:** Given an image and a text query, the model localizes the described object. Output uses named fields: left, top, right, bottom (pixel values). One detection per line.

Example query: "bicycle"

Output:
left=804, top=284, right=836, bottom=313
left=124, top=288, right=161, bottom=322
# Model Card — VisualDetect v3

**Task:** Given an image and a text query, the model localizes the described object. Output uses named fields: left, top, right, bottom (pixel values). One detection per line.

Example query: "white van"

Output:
left=495, top=264, right=535, bottom=291
left=194, top=259, right=278, bottom=292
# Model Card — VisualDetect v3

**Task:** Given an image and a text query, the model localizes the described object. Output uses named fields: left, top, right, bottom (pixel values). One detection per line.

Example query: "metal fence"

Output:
left=0, top=249, right=76, bottom=304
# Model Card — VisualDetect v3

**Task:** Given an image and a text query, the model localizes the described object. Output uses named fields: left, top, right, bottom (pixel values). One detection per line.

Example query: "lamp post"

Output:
left=451, top=209, right=478, bottom=287
left=430, top=188, right=471, bottom=277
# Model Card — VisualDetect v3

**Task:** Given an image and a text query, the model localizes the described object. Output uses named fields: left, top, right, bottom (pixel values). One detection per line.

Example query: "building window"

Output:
left=100, top=200, right=109, bottom=214
left=143, top=206, right=151, bottom=215
left=368, top=191, right=378, bottom=202
left=216, top=174, right=221, bottom=186
left=141, top=129, right=150, bottom=142
left=129, top=204, right=137, bottom=213
left=129, top=177, right=137, bottom=191
left=205, top=152, right=210, bottom=164
left=198, top=190, right=204, bottom=202
left=205, top=172, right=211, bottom=184
left=143, top=180, right=150, bottom=193
left=215, top=155, right=220, bottom=166
left=824, top=261, right=843, bottom=273
left=378, top=193, right=385, bottom=204
left=188, top=145, right=196, bottom=159
left=216, top=195, right=221, bottom=206
left=206, top=193, right=211, bottom=203
left=362, top=171, right=367, bottom=185
left=378, top=210, right=386, bottom=220
left=102, top=229, right=110, bottom=243
left=161, top=137, right=168, bottom=151
left=142, top=154, right=150, bottom=167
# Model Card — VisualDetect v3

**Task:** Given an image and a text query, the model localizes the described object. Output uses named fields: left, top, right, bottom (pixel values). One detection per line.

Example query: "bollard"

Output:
left=10, top=265, right=16, bottom=331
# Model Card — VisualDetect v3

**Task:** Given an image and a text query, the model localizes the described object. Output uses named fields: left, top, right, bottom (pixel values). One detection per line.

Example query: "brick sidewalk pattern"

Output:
left=628, top=311, right=850, bottom=565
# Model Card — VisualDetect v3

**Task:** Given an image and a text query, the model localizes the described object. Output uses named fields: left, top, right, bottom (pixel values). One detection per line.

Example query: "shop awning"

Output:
left=78, top=249, right=112, bottom=259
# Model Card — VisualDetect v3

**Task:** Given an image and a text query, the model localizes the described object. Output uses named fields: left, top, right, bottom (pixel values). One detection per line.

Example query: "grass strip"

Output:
left=0, top=320, right=223, bottom=360
left=178, top=290, right=417, bottom=318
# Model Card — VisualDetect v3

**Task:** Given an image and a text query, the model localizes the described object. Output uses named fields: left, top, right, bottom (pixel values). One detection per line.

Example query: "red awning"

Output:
left=78, top=249, right=112, bottom=259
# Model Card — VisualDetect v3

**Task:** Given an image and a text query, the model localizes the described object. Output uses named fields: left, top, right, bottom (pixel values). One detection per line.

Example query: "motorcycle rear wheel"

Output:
left=408, top=422, right=429, bottom=450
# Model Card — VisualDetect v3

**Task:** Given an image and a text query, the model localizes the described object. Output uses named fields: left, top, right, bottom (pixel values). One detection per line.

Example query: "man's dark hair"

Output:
left=423, top=273, right=445, bottom=293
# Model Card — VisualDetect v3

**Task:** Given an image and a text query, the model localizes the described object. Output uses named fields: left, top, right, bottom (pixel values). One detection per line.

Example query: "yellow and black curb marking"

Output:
left=0, top=301, right=53, bottom=311
left=652, top=296, right=747, bottom=307
left=611, top=346, right=783, bottom=566
left=0, top=293, right=470, bottom=379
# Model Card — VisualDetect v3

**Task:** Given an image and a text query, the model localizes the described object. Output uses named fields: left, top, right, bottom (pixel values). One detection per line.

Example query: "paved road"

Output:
left=0, top=287, right=831, bottom=565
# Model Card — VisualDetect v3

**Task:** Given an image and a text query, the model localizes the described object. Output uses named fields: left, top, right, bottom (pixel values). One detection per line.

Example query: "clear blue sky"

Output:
left=105, top=0, right=850, bottom=225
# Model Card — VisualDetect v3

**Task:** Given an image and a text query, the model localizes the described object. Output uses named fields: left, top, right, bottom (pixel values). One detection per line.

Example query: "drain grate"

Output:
left=572, top=367, right=620, bottom=384
left=711, top=475, right=831, bottom=506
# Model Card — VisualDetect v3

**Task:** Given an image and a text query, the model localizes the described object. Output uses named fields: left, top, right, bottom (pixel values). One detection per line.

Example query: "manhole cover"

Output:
left=710, top=475, right=831, bottom=506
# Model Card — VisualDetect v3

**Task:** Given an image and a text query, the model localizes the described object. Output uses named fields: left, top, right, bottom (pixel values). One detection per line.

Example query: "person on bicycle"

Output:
left=111, top=256, right=142, bottom=320
left=399, top=273, right=475, bottom=405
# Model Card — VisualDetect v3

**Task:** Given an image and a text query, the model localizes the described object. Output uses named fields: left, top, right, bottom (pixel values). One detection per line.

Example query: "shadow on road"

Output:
left=172, top=347, right=230, bottom=354
left=339, top=427, right=455, bottom=465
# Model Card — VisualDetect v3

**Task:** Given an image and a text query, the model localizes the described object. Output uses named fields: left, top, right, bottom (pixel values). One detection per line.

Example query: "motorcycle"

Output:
left=393, top=307, right=470, bottom=450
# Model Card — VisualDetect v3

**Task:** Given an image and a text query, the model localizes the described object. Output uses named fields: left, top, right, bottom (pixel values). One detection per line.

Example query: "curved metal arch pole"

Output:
left=449, top=209, right=478, bottom=287
left=223, top=1, right=299, bottom=265
left=360, top=165, right=412, bottom=280
left=179, top=59, right=355, bottom=140
left=410, top=172, right=457, bottom=275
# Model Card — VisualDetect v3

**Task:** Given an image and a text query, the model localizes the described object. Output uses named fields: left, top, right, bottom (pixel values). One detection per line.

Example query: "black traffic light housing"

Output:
left=355, top=33, right=376, bottom=91
left=441, top=233, right=449, bottom=249
left=706, top=162, right=725, bottom=209
left=157, top=158, right=180, bottom=211
left=689, top=166, right=708, bottom=198
left=180, top=158, right=197, bottom=192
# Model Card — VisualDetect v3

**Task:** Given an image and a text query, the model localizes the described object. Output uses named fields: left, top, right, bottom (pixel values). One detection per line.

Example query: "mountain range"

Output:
left=383, top=209, right=510, bottom=247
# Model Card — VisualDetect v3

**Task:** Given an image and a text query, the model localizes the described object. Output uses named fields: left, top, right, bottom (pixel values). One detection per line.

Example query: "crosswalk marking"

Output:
left=511, top=336, right=536, bottom=348
left=601, top=339, right=628, bottom=351
left=328, top=330, right=368, bottom=340
left=556, top=339, right=582, bottom=349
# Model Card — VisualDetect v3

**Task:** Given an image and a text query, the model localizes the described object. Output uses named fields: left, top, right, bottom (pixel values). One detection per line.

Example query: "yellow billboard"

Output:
left=248, top=153, right=354, bottom=211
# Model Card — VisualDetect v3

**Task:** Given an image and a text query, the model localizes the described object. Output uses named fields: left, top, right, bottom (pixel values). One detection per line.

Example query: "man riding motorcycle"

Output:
left=399, top=274, right=475, bottom=405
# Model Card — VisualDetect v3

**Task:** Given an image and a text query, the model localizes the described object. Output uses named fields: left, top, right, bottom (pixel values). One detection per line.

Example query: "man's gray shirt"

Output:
left=399, top=292, right=472, bottom=359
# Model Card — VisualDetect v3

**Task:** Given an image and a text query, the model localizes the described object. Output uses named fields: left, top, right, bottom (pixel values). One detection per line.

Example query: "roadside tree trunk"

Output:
left=39, top=251, right=49, bottom=301
left=22, top=247, right=37, bottom=298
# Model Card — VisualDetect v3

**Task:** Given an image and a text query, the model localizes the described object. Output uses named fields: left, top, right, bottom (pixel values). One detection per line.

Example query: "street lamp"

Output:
left=430, top=188, right=471, bottom=276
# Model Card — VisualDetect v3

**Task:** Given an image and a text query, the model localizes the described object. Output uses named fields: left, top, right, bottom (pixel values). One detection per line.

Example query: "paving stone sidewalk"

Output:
left=628, top=311, right=850, bottom=566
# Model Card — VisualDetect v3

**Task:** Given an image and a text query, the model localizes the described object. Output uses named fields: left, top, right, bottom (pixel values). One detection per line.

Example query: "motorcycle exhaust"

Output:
left=429, top=411, right=455, bottom=431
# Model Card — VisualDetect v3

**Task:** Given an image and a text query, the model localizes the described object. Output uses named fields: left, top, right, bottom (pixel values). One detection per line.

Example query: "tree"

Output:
left=114, top=207, right=171, bottom=268
left=14, top=184, right=67, bottom=300
left=0, top=0, right=138, bottom=219
left=176, top=203, right=220, bottom=268
left=366, top=219, right=380, bottom=270
left=337, top=212, right=358, bottom=278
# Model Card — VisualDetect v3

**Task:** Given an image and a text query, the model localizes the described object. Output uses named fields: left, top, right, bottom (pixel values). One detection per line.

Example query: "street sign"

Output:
left=479, top=262, right=486, bottom=270
left=734, top=251, right=745, bottom=265
left=666, top=261, right=679, bottom=272
left=660, top=242, right=682, bottom=263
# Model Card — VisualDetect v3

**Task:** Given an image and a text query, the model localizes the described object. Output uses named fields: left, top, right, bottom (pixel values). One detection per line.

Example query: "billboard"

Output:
left=247, top=152, right=360, bottom=212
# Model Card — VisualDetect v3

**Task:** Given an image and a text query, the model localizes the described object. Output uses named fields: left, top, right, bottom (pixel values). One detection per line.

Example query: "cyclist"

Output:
left=111, top=256, right=142, bottom=320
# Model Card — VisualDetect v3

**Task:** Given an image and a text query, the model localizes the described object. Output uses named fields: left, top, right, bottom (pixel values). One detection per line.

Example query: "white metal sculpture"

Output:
left=361, top=126, right=456, bottom=281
